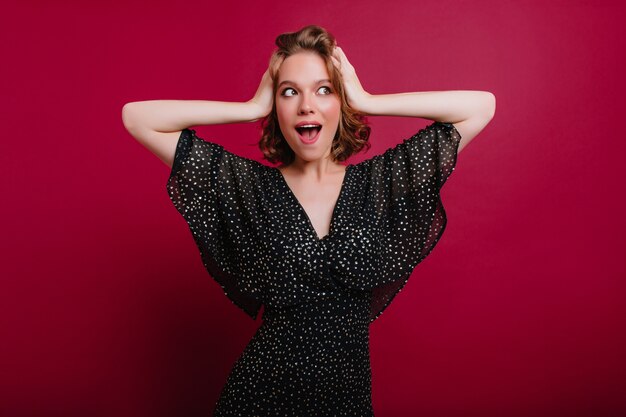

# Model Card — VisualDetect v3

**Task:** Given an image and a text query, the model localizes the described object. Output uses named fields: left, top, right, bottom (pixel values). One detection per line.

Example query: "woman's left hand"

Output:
left=331, top=46, right=371, bottom=113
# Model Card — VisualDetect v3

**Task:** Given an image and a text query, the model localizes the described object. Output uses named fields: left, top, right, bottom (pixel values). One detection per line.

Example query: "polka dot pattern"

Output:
left=166, top=121, right=461, bottom=415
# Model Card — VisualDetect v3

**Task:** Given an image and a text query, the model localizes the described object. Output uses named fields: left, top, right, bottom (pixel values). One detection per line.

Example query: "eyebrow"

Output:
left=278, top=79, right=331, bottom=88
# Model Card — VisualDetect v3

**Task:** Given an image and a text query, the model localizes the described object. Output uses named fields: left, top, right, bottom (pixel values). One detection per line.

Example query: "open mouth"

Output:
left=295, top=125, right=322, bottom=142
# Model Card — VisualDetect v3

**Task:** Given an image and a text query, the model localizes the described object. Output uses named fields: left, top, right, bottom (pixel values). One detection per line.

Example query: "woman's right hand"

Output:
left=247, top=67, right=275, bottom=121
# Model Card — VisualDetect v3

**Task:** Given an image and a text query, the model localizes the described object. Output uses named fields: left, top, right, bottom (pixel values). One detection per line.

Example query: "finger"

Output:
left=336, top=47, right=347, bottom=64
left=338, top=49, right=351, bottom=68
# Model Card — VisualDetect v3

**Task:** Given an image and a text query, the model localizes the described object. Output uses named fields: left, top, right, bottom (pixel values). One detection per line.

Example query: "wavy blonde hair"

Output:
left=259, top=25, right=371, bottom=165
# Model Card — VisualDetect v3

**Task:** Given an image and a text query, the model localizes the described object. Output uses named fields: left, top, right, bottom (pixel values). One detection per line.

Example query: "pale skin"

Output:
left=122, top=46, right=495, bottom=239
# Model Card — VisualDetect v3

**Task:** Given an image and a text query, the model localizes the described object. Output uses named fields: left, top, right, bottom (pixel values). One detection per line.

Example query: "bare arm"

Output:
left=359, top=90, right=496, bottom=153
left=122, top=69, right=274, bottom=168
left=122, top=99, right=264, bottom=133
left=331, top=46, right=496, bottom=153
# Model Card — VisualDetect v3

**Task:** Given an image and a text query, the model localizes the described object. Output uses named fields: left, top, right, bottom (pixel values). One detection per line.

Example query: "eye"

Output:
left=280, top=87, right=296, bottom=97
left=280, top=86, right=333, bottom=97
left=319, top=86, right=333, bottom=95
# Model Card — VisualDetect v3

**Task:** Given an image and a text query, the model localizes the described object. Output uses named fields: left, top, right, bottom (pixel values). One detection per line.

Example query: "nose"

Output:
left=298, top=93, right=315, bottom=114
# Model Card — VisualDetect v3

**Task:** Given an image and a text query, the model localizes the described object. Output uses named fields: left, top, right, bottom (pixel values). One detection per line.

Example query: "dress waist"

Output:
left=262, top=292, right=370, bottom=323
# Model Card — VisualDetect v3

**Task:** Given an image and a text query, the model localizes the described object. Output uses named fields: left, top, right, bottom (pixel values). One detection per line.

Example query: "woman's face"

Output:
left=275, top=51, right=341, bottom=165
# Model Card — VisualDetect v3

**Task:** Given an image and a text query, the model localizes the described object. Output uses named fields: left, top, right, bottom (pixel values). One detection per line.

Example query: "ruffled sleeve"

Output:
left=166, top=128, right=265, bottom=320
left=346, top=121, right=462, bottom=322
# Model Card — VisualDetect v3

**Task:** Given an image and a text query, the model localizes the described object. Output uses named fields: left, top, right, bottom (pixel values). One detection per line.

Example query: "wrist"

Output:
left=354, top=92, right=374, bottom=115
left=244, top=100, right=267, bottom=122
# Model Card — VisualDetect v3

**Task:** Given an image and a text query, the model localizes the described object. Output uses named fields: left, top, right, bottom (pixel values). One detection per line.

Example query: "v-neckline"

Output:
left=274, top=164, right=352, bottom=242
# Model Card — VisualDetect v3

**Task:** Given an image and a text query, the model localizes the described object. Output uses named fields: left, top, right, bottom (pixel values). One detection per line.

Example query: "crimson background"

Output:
left=2, top=1, right=625, bottom=416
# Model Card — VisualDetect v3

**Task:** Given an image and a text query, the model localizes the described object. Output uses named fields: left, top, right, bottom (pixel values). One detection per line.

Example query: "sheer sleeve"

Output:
left=350, top=121, right=462, bottom=322
left=166, top=128, right=265, bottom=320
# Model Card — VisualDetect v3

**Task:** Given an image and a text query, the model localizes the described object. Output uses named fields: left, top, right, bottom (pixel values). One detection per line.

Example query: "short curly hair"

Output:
left=259, top=25, right=371, bottom=166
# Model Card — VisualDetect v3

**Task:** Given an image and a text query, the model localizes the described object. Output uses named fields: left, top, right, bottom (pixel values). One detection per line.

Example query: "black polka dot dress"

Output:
left=166, top=121, right=462, bottom=416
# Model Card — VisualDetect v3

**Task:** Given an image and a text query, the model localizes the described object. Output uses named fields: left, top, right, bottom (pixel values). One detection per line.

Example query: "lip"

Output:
left=295, top=120, right=322, bottom=128
left=296, top=125, right=322, bottom=144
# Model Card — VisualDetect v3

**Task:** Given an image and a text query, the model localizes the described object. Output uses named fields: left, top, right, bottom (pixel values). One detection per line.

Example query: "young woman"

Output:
left=122, top=25, right=495, bottom=417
